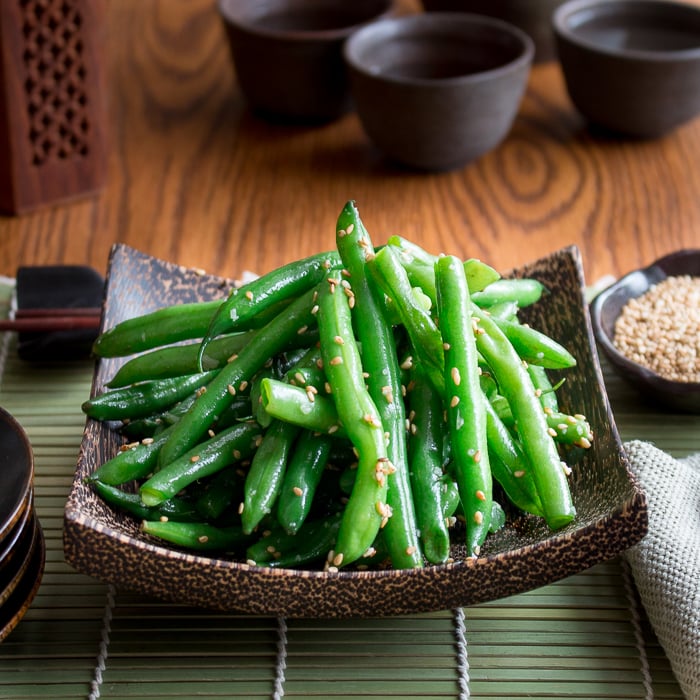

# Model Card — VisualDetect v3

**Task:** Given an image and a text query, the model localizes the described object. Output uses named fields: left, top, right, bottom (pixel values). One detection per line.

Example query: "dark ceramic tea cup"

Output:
left=217, top=0, right=394, bottom=123
left=344, top=13, right=534, bottom=171
left=554, top=0, right=700, bottom=137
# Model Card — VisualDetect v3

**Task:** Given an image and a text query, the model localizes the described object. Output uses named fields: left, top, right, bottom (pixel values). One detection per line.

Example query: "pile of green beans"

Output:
left=83, top=200, right=591, bottom=570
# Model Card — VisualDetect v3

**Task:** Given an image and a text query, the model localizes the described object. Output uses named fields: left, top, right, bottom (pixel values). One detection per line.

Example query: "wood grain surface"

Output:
left=1, top=0, right=699, bottom=285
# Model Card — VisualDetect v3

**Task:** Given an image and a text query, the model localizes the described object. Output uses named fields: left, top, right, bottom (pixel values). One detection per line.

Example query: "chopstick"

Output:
left=0, top=307, right=101, bottom=333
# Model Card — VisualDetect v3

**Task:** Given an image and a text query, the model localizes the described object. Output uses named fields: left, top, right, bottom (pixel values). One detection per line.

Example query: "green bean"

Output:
left=407, top=368, right=451, bottom=565
left=464, top=259, right=501, bottom=294
left=241, top=419, right=300, bottom=534
left=93, top=300, right=223, bottom=358
left=260, top=378, right=344, bottom=436
left=471, top=278, right=546, bottom=308
left=490, top=395, right=592, bottom=449
left=483, top=399, right=543, bottom=516
left=472, top=307, right=576, bottom=530
left=386, top=236, right=500, bottom=298
left=198, top=250, right=342, bottom=368
left=142, top=519, right=251, bottom=552
left=277, top=431, right=333, bottom=535
left=157, top=285, right=319, bottom=467
left=82, top=370, right=219, bottom=422
left=246, top=512, right=342, bottom=568
left=89, top=480, right=200, bottom=522
left=194, top=466, right=245, bottom=521
left=106, top=331, right=258, bottom=388
left=493, top=317, right=577, bottom=369
left=140, top=421, right=262, bottom=506
left=526, top=364, right=561, bottom=412
left=90, top=424, right=176, bottom=486
left=435, top=255, right=492, bottom=558
left=316, top=271, right=389, bottom=569
left=368, top=244, right=445, bottom=395
left=336, top=201, right=422, bottom=569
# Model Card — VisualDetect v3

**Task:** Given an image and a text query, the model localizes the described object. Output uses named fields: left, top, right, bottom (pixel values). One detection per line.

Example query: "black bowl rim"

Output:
left=217, top=0, right=395, bottom=42
left=0, top=407, right=34, bottom=542
left=553, top=0, right=700, bottom=62
left=344, top=12, right=534, bottom=88
left=590, top=248, right=700, bottom=396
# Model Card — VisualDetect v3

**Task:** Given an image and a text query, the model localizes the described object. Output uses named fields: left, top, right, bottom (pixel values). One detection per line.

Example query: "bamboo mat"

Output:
left=0, top=285, right=696, bottom=699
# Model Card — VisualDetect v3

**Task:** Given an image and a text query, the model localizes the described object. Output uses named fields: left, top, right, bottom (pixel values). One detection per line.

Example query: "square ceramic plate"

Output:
left=64, top=243, right=647, bottom=618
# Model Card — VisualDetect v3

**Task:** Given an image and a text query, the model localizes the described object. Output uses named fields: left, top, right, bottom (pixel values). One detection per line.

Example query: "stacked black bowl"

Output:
left=0, top=407, right=45, bottom=642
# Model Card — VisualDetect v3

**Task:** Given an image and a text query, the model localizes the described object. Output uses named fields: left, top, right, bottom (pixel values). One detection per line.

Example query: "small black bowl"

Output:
left=590, top=249, right=700, bottom=413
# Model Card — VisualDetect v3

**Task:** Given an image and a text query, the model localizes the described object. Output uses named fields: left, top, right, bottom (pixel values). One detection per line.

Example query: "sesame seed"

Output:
left=245, top=290, right=254, bottom=301
left=238, top=502, right=245, bottom=514
left=141, top=437, right=154, bottom=445
left=297, top=325, right=308, bottom=334
left=190, top=455, right=200, bottom=463
left=239, top=380, right=248, bottom=392
left=311, top=304, right=319, bottom=315
left=227, top=384, right=236, bottom=396
left=406, top=546, right=417, bottom=556
left=233, top=449, right=242, bottom=459
left=293, top=486, right=303, bottom=497
left=400, top=356, right=414, bottom=370
left=198, top=535, right=209, bottom=544
left=334, top=335, right=344, bottom=345
left=547, top=427, right=558, bottom=437
left=333, top=552, right=344, bottom=567
left=346, top=223, right=355, bottom=235
left=475, top=490, right=486, bottom=501
left=450, top=395, right=460, bottom=407
left=443, top=342, right=451, bottom=350
left=330, top=356, right=343, bottom=366
left=473, top=450, right=482, bottom=463
left=474, top=511, right=484, bottom=525
left=451, top=367, right=461, bottom=386
left=613, top=275, right=700, bottom=382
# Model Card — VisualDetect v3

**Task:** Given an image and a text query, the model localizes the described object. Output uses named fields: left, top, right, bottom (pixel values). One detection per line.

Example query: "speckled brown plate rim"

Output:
left=63, top=242, right=648, bottom=618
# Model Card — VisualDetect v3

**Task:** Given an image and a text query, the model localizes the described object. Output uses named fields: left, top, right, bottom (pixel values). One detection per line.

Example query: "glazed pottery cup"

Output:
left=217, top=0, right=394, bottom=122
left=553, top=0, right=700, bottom=137
left=344, top=13, right=534, bottom=171
left=421, top=0, right=567, bottom=62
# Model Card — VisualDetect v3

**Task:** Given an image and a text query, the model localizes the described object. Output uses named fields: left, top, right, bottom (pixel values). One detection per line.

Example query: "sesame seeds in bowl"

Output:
left=591, top=249, right=700, bottom=413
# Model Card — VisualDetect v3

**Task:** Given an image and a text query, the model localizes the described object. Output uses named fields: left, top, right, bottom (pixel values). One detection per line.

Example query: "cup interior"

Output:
left=346, top=15, right=532, bottom=82
left=556, top=0, right=700, bottom=56
left=219, top=0, right=392, bottom=37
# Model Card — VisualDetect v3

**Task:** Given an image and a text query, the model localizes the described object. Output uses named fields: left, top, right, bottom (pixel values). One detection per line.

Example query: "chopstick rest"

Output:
left=622, top=440, right=700, bottom=698
left=1, top=265, right=104, bottom=361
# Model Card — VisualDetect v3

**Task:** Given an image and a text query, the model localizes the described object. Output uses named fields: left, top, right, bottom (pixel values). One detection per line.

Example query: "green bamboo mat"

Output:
left=0, top=287, right=696, bottom=699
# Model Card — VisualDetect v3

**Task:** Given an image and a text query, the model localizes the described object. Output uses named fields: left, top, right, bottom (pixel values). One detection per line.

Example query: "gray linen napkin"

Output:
left=623, top=440, right=700, bottom=699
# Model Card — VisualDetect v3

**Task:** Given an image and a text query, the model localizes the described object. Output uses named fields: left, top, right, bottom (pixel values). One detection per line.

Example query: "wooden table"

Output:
left=1, top=0, right=700, bottom=286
